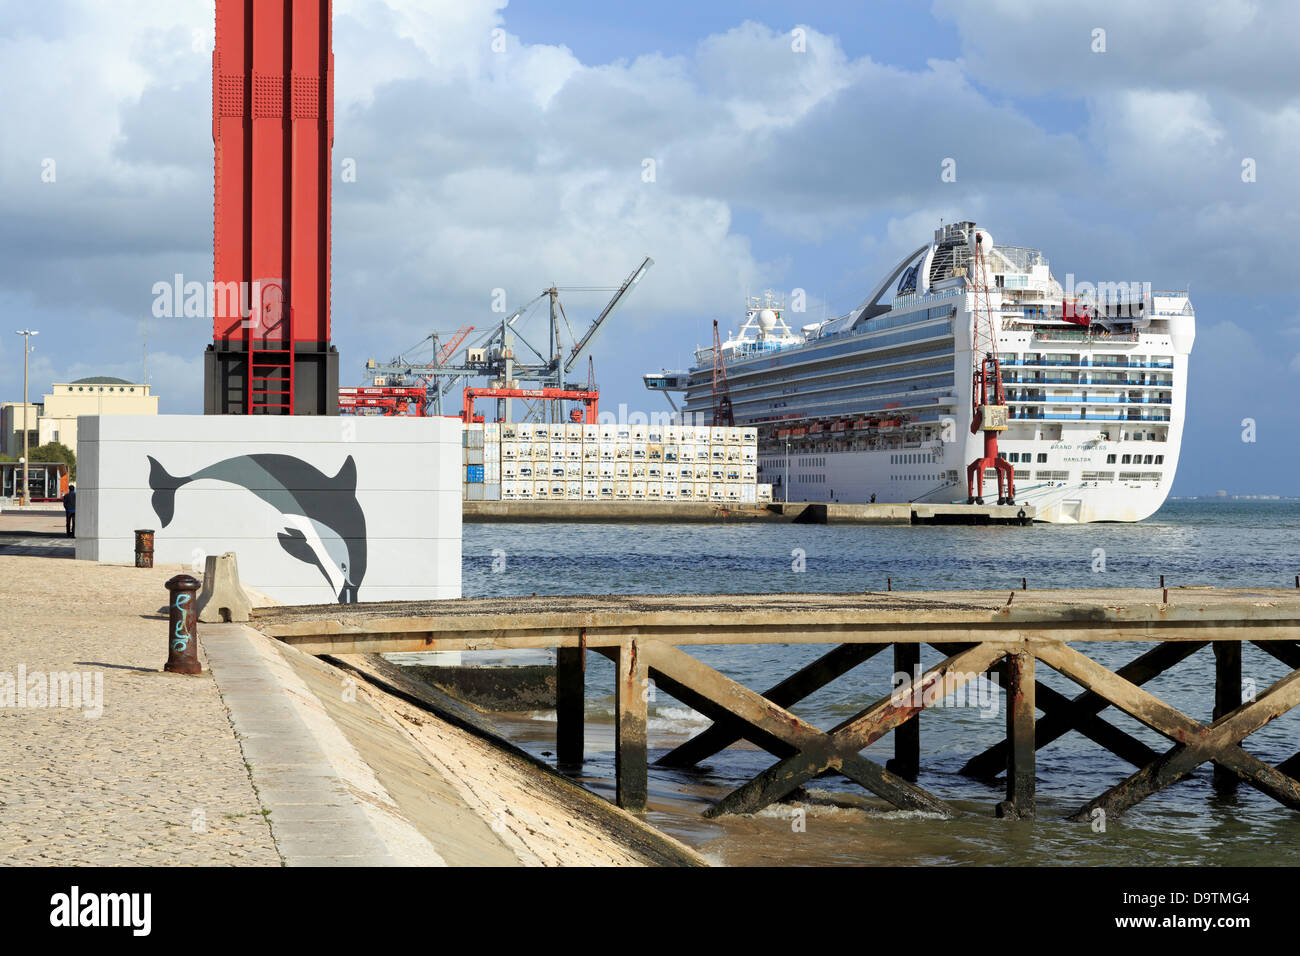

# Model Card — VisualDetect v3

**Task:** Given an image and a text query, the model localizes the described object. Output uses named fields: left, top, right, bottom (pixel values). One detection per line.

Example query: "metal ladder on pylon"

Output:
left=248, top=284, right=294, bottom=414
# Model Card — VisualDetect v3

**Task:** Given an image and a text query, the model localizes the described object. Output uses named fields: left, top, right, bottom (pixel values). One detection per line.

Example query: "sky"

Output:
left=1, top=0, right=1297, bottom=495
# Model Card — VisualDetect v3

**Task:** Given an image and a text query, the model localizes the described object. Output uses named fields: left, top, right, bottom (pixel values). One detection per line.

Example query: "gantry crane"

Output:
left=361, top=256, right=652, bottom=422
left=965, top=232, right=1015, bottom=505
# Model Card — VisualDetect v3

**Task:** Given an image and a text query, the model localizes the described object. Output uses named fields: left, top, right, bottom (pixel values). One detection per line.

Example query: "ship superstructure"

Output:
left=644, top=221, right=1195, bottom=522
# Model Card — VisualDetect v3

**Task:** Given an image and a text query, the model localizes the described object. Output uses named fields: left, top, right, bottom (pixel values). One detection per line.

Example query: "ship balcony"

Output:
left=1004, top=359, right=1175, bottom=370
left=1008, top=410, right=1172, bottom=422
left=1006, top=395, right=1172, bottom=406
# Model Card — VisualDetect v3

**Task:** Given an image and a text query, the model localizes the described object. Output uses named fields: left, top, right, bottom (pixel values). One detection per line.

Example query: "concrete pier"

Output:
left=464, top=499, right=1035, bottom=525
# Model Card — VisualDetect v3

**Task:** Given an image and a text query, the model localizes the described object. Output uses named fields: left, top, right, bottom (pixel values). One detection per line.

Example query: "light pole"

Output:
left=14, top=330, right=37, bottom=506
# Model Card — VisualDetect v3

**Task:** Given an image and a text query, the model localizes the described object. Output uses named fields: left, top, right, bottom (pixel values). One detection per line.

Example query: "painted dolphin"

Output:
left=147, top=454, right=367, bottom=603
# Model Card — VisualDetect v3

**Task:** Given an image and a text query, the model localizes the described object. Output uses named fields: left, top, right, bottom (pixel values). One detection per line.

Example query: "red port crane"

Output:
left=436, top=325, right=474, bottom=365
left=461, top=386, right=599, bottom=425
left=711, top=319, right=735, bottom=427
left=966, top=232, right=1015, bottom=505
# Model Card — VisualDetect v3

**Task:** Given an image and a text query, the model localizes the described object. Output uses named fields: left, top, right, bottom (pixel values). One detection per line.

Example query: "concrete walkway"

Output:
left=0, top=553, right=705, bottom=866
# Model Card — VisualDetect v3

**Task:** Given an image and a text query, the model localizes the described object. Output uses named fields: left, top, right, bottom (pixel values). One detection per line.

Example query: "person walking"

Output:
left=62, top=484, right=76, bottom=537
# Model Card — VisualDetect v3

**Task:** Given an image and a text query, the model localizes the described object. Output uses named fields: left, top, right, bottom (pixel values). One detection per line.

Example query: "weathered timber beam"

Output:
left=889, top=643, right=922, bottom=781
left=556, top=644, right=585, bottom=768
left=657, top=642, right=886, bottom=768
left=829, top=642, right=1011, bottom=752
left=997, top=650, right=1036, bottom=819
left=961, top=641, right=1204, bottom=778
left=1213, top=641, right=1242, bottom=794
left=1067, top=657, right=1300, bottom=819
left=642, top=642, right=957, bottom=817
left=1253, top=640, right=1300, bottom=670
left=615, top=639, right=649, bottom=813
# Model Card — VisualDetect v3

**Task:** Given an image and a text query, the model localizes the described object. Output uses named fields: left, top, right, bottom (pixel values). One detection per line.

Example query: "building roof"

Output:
left=69, top=376, right=134, bottom=385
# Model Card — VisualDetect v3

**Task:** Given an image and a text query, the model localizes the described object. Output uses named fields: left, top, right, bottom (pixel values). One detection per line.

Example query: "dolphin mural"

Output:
left=147, top=454, right=368, bottom=603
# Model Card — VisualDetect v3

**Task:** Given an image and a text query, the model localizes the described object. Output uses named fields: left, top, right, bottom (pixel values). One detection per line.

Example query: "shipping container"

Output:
left=599, top=442, right=615, bottom=460
left=741, top=485, right=757, bottom=504
left=615, top=425, right=632, bottom=442
left=534, top=481, right=550, bottom=499
left=583, top=424, right=599, bottom=443
left=583, top=443, right=599, bottom=460
left=550, top=463, right=566, bottom=479
left=742, top=446, right=756, bottom=463
left=566, top=441, right=582, bottom=460
left=630, top=481, right=646, bottom=499
left=632, top=442, right=647, bottom=460
left=517, top=423, right=534, bottom=440
left=550, top=443, right=566, bottom=461
left=566, top=423, right=583, bottom=440
left=697, top=481, right=713, bottom=500
left=646, top=482, right=662, bottom=500
left=517, top=463, right=534, bottom=479
left=551, top=481, right=567, bottom=499
left=484, top=482, right=501, bottom=501
left=582, top=480, right=599, bottom=500
left=599, top=424, right=617, bottom=442
left=615, top=461, right=631, bottom=479
left=599, top=481, right=615, bottom=499
left=615, top=443, right=631, bottom=460
left=742, top=464, right=757, bottom=482
left=502, top=462, right=517, bottom=479
left=757, top=484, right=773, bottom=502
left=518, top=482, right=533, bottom=499
left=678, top=483, right=694, bottom=499
left=485, top=422, right=500, bottom=440
left=662, top=484, right=677, bottom=500
left=679, top=463, right=695, bottom=480
left=647, top=463, right=662, bottom=480
left=501, top=423, right=518, bottom=440
left=465, top=464, right=485, bottom=483
left=533, top=425, right=551, bottom=441
left=647, top=443, right=663, bottom=461
left=583, top=461, right=599, bottom=479
left=501, top=443, right=517, bottom=460
left=741, top=427, right=758, bottom=445
left=631, top=425, right=648, bottom=442
left=566, top=461, right=582, bottom=478
left=465, top=448, right=484, bottom=466
left=665, top=425, right=682, bottom=443
left=709, top=484, right=726, bottom=502
left=615, top=481, right=631, bottom=500
left=464, top=482, right=485, bottom=501
left=631, top=462, right=646, bottom=479
left=663, top=463, right=679, bottom=480
left=663, top=445, right=679, bottom=463
left=599, top=461, right=615, bottom=479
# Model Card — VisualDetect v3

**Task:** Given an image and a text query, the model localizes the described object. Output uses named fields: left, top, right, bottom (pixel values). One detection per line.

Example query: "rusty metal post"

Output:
left=556, top=638, right=586, bottom=768
left=134, top=529, right=155, bottom=568
left=1212, top=641, right=1242, bottom=795
left=886, top=642, right=920, bottom=781
left=615, top=639, right=648, bottom=812
left=997, top=649, right=1036, bottom=819
left=164, top=574, right=202, bottom=675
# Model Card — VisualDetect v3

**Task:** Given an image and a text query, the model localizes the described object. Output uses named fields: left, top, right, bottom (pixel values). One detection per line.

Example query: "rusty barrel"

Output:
left=134, top=529, right=155, bottom=568
left=164, top=574, right=202, bottom=675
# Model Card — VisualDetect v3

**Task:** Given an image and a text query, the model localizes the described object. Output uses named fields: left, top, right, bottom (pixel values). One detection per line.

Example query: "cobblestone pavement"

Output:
left=0, top=555, right=281, bottom=866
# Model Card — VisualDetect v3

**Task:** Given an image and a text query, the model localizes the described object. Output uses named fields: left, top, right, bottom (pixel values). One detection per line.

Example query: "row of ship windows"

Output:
left=1001, top=452, right=1165, bottom=465
left=891, top=453, right=938, bottom=464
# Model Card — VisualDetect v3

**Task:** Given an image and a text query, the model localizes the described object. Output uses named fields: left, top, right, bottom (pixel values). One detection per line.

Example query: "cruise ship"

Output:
left=644, top=221, right=1195, bottom=523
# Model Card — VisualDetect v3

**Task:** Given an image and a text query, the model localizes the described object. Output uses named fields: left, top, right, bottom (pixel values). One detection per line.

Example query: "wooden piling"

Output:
left=1213, top=641, right=1242, bottom=795
left=556, top=644, right=586, bottom=767
left=887, top=642, right=921, bottom=781
left=615, top=639, right=649, bottom=813
left=998, top=649, right=1035, bottom=819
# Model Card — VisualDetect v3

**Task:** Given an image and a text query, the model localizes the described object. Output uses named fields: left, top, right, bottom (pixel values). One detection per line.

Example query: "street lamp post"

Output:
left=14, top=330, right=38, bottom=506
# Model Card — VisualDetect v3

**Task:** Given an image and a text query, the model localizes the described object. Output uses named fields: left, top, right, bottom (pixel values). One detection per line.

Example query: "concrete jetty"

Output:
left=464, top=499, right=1035, bottom=525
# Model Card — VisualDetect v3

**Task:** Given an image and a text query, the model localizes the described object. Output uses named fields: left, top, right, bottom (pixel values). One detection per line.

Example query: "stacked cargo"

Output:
left=480, top=423, right=773, bottom=504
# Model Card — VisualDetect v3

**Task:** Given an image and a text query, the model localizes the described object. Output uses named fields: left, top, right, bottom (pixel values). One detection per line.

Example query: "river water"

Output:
left=424, top=501, right=1300, bottom=865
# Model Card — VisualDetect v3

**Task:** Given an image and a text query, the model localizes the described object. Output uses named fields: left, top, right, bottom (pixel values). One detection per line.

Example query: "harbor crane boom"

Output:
left=564, top=256, right=653, bottom=374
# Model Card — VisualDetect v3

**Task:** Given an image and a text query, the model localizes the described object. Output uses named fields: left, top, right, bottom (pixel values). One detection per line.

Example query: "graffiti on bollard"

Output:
left=164, top=574, right=202, bottom=675
left=135, top=529, right=155, bottom=569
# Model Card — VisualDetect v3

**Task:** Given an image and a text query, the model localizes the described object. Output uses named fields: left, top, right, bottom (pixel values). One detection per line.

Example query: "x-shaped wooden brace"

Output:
left=641, top=639, right=1010, bottom=818
left=1032, top=642, right=1300, bottom=820
left=961, top=640, right=1208, bottom=779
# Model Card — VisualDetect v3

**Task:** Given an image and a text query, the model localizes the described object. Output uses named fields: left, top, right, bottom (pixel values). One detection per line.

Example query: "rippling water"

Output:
left=440, top=501, right=1300, bottom=865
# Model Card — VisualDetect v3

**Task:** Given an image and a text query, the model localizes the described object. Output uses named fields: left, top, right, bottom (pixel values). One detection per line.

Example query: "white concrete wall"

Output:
left=75, top=415, right=461, bottom=604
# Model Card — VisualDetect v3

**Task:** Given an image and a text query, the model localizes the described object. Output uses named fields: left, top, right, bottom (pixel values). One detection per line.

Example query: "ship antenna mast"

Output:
left=965, top=231, right=1015, bottom=506
left=711, top=319, right=735, bottom=428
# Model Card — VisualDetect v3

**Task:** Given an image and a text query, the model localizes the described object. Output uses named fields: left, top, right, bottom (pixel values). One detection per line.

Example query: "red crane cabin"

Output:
left=204, top=0, right=340, bottom=415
